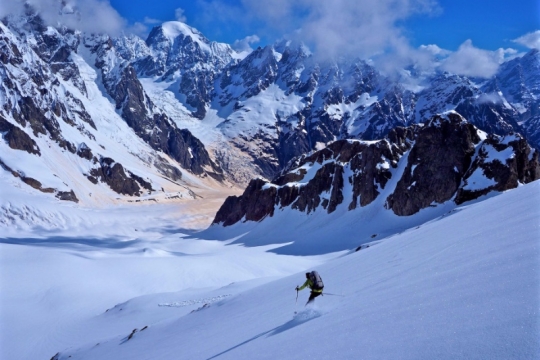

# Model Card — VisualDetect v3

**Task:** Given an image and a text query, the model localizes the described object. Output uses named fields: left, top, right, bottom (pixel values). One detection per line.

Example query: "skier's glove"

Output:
left=295, top=286, right=299, bottom=291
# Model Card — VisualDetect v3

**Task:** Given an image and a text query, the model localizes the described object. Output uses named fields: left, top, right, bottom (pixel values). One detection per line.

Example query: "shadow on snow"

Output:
left=206, top=309, right=322, bottom=359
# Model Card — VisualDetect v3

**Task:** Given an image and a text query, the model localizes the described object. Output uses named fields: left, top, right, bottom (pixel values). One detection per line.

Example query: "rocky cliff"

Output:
left=213, top=112, right=540, bottom=226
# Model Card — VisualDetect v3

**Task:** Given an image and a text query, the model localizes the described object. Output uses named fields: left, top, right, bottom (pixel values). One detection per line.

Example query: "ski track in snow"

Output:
left=158, top=294, right=232, bottom=307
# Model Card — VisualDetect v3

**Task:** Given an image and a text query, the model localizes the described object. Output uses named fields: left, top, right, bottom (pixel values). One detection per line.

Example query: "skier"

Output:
left=296, top=271, right=324, bottom=305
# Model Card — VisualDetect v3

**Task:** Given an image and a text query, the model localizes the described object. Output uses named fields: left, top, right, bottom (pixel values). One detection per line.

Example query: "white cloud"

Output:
left=513, top=30, right=540, bottom=50
left=2, top=0, right=127, bottom=35
left=128, top=17, right=161, bottom=36
left=175, top=8, right=187, bottom=23
left=419, top=44, right=451, bottom=57
left=232, top=35, right=260, bottom=53
left=128, top=22, right=149, bottom=37
left=143, top=17, right=161, bottom=25
left=196, top=0, right=439, bottom=60
left=440, top=40, right=512, bottom=78
left=338, top=1, right=437, bottom=60
left=476, top=92, right=504, bottom=105
left=294, top=0, right=439, bottom=60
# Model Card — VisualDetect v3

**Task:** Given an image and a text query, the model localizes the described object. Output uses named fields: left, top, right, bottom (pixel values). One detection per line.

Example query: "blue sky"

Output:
left=108, top=0, right=539, bottom=52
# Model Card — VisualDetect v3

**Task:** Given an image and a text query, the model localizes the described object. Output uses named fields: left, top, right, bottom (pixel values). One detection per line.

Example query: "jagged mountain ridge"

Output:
left=0, top=11, right=224, bottom=210
left=1, top=6, right=539, bottom=210
left=212, top=112, right=540, bottom=227
left=118, top=22, right=539, bottom=181
left=60, top=16, right=538, bottom=183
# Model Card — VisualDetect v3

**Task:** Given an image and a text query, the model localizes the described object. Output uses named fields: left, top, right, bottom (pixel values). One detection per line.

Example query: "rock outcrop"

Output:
left=386, top=113, right=481, bottom=215
left=88, top=157, right=153, bottom=196
left=0, top=115, right=41, bottom=155
left=213, top=113, right=540, bottom=226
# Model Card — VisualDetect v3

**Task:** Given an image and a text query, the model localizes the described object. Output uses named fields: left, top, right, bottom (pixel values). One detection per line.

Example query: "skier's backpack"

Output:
left=309, top=271, right=324, bottom=291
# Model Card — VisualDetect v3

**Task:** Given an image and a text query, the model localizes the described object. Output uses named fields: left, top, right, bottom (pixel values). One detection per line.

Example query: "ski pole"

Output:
left=322, top=292, right=344, bottom=297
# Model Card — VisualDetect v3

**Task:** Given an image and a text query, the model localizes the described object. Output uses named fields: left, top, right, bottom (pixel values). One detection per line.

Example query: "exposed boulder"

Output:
left=89, top=157, right=153, bottom=196
left=76, top=142, right=94, bottom=161
left=56, top=190, right=79, bottom=203
left=20, top=176, right=50, bottom=192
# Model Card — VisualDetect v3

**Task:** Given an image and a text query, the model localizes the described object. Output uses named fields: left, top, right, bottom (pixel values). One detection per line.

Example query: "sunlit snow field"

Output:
left=0, top=182, right=334, bottom=359
left=1, top=181, right=539, bottom=360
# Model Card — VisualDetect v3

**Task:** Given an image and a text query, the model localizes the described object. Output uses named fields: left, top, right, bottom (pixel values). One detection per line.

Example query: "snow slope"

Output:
left=0, top=198, right=332, bottom=360
left=3, top=181, right=536, bottom=360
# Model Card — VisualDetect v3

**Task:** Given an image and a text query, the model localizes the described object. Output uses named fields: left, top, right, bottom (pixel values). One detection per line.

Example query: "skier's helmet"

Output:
left=305, top=272, right=310, bottom=278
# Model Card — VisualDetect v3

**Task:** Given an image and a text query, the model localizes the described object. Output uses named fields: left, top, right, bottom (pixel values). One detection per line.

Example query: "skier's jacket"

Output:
left=297, top=278, right=323, bottom=293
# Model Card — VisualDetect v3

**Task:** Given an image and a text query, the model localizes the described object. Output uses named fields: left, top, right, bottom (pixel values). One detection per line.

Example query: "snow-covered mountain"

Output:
left=483, top=49, right=540, bottom=146
left=209, top=112, right=539, bottom=253
left=1, top=5, right=539, bottom=223
left=0, top=9, right=229, bottom=221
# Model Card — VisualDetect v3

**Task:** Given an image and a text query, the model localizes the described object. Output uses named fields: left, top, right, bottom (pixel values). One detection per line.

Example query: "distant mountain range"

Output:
left=1, top=4, right=539, bottom=217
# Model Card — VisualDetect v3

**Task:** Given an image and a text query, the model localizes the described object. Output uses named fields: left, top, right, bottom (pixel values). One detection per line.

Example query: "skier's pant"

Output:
left=306, top=291, right=322, bottom=305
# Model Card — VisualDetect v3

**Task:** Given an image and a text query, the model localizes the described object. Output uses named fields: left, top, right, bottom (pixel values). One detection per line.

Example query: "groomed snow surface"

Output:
left=1, top=182, right=539, bottom=359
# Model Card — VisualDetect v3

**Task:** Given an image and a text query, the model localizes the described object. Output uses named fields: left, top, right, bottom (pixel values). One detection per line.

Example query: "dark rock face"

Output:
left=348, top=138, right=410, bottom=209
left=219, top=46, right=279, bottom=106
left=93, top=45, right=224, bottom=180
left=178, top=69, right=216, bottom=119
left=213, top=134, right=411, bottom=225
left=127, top=171, right=153, bottom=192
left=0, top=116, right=41, bottom=155
left=455, top=135, right=540, bottom=204
left=213, top=113, right=540, bottom=226
left=386, top=113, right=481, bottom=216
left=1, top=19, right=92, bottom=155
left=89, top=157, right=152, bottom=196
left=277, top=128, right=310, bottom=168
left=290, top=162, right=339, bottom=213
left=522, top=115, right=540, bottom=152
left=213, top=178, right=277, bottom=226
left=358, top=86, right=413, bottom=141
left=76, top=143, right=94, bottom=161
left=56, top=190, right=79, bottom=203
left=169, top=129, right=221, bottom=179
left=154, top=160, right=182, bottom=182
left=454, top=98, right=521, bottom=137
left=12, top=95, right=75, bottom=153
